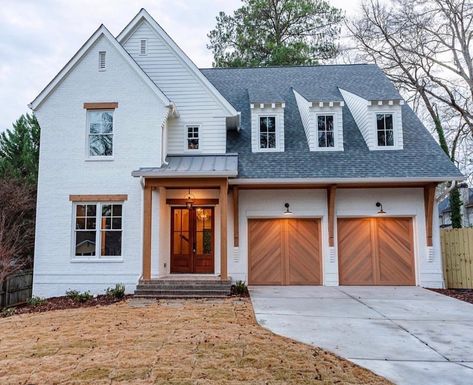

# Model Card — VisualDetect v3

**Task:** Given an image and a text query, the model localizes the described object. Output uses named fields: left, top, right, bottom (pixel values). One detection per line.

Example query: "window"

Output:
left=140, top=39, right=147, bottom=55
left=98, top=51, right=106, bottom=70
left=74, top=203, right=122, bottom=258
left=377, top=113, right=394, bottom=146
left=259, top=116, right=276, bottom=149
left=187, top=126, right=199, bottom=150
left=88, top=110, right=113, bottom=157
left=317, top=115, right=334, bottom=148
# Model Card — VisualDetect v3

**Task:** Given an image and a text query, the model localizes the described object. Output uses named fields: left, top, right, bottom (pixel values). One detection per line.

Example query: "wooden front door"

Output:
left=338, top=217, right=415, bottom=285
left=248, top=218, right=321, bottom=285
left=171, top=207, right=214, bottom=273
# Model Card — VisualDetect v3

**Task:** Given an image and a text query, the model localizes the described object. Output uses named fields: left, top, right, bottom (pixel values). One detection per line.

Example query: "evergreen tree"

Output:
left=207, top=0, right=343, bottom=67
left=0, top=113, right=40, bottom=185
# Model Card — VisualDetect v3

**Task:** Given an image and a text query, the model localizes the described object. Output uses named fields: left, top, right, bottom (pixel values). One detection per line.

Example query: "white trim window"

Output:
left=88, top=110, right=113, bottom=157
left=317, top=115, right=335, bottom=148
left=187, top=125, right=199, bottom=150
left=376, top=113, right=394, bottom=146
left=98, top=51, right=106, bottom=70
left=259, top=116, right=276, bottom=149
left=74, top=202, right=123, bottom=258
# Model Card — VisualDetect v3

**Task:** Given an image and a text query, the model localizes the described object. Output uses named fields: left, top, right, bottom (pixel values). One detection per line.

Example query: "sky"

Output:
left=0, top=0, right=360, bottom=131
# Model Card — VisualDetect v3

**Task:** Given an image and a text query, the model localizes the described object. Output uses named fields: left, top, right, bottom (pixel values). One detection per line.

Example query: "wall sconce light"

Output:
left=376, top=202, right=386, bottom=214
left=185, top=188, right=194, bottom=209
left=283, top=202, right=292, bottom=215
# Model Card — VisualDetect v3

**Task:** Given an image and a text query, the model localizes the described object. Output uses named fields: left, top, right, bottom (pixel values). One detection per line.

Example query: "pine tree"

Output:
left=0, top=113, right=40, bottom=185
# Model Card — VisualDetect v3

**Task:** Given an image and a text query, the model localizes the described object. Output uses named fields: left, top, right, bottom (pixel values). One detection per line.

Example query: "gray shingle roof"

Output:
left=201, top=64, right=463, bottom=181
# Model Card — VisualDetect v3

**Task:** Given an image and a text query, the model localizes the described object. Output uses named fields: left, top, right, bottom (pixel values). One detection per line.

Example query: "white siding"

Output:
left=340, top=88, right=403, bottom=150
left=340, top=89, right=372, bottom=147
left=123, top=20, right=229, bottom=154
left=33, top=35, right=168, bottom=297
left=293, top=90, right=343, bottom=151
left=251, top=106, right=285, bottom=152
left=293, top=90, right=314, bottom=148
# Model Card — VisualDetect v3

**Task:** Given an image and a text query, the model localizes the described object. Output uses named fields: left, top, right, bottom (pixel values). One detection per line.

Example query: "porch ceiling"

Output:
left=132, top=154, right=238, bottom=178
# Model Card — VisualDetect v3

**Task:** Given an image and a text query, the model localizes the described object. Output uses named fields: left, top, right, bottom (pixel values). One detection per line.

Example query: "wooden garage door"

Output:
left=248, top=218, right=321, bottom=285
left=338, top=218, right=415, bottom=285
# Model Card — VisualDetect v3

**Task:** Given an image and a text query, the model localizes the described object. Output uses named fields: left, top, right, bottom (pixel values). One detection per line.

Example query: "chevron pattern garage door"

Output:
left=338, top=218, right=415, bottom=285
left=248, top=218, right=321, bottom=285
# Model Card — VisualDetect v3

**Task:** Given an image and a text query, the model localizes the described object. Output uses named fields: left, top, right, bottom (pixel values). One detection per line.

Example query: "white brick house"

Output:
left=29, top=9, right=463, bottom=297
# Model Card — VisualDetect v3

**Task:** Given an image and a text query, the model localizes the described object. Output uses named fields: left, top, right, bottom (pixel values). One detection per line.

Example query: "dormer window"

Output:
left=317, top=115, right=334, bottom=148
left=377, top=113, right=394, bottom=146
left=187, top=125, right=199, bottom=150
left=259, top=116, right=276, bottom=149
left=140, top=39, right=147, bottom=55
left=98, top=51, right=106, bottom=70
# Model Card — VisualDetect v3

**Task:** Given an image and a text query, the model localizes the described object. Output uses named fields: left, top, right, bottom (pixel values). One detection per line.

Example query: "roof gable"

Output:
left=29, top=24, right=171, bottom=111
left=117, top=9, right=238, bottom=117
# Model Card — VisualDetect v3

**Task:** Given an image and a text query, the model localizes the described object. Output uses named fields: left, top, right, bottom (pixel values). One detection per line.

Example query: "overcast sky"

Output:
left=0, top=0, right=360, bottom=131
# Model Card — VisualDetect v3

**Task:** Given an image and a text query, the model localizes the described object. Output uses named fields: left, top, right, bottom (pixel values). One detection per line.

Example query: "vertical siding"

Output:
left=250, top=106, right=285, bottom=152
left=123, top=21, right=228, bottom=154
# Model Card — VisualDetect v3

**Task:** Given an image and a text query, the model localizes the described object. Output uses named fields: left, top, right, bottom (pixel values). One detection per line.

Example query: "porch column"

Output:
left=327, top=185, right=336, bottom=247
left=142, top=184, right=153, bottom=280
left=220, top=179, right=228, bottom=280
left=424, top=183, right=436, bottom=246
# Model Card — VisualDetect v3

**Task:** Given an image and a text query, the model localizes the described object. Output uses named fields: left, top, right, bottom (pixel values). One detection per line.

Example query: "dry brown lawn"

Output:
left=0, top=298, right=391, bottom=385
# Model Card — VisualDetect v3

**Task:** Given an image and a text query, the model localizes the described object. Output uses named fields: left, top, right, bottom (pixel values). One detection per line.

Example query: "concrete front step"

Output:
left=134, top=293, right=230, bottom=299
left=136, top=284, right=232, bottom=290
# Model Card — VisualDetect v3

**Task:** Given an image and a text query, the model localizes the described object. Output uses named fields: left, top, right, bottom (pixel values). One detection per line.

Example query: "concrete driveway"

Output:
left=250, top=286, right=473, bottom=385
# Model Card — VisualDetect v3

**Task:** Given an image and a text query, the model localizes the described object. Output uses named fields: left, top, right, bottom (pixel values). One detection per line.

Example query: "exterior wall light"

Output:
left=185, top=188, right=194, bottom=209
left=283, top=202, right=292, bottom=215
left=376, top=202, right=386, bottom=214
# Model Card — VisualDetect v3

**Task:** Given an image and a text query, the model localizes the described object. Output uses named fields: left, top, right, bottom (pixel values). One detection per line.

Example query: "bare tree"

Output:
left=347, top=0, right=473, bottom=227
left=0, top=180, right=35, bottom=283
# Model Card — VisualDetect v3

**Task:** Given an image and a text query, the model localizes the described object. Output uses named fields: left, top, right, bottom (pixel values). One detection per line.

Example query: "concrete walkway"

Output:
left=249, top=286, right=473, bottom=385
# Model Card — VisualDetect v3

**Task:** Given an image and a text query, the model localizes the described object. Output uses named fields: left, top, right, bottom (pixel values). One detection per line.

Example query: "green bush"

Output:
left=65, top=289, right=92, bottom=302
left=27, top=295, right=45, bottom=307
left=231, top=280, right=249, bottom=296
left=105, top=283, right=126, bottom=299
left=1, top=307, right=16, bottom=318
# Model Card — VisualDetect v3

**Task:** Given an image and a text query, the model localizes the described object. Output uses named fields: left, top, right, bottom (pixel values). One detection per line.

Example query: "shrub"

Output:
left=231, top=280, right=249, bottom=296
left=1, top=307, right=16, bottom=318
left=105, top=283, right=126, bottom=299
left=65, top=289, right=92, bottom=303
left=27, top=295, right=45, bottom=307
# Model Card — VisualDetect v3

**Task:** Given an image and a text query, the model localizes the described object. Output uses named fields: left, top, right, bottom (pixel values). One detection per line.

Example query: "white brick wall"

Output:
left=33, top=35, right=168, bottom=297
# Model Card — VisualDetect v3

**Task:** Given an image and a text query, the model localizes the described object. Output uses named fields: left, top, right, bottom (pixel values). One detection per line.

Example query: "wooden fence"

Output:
left=441, top=228, right=473, bottom=289
left=0, top=270, right=33, bottom=308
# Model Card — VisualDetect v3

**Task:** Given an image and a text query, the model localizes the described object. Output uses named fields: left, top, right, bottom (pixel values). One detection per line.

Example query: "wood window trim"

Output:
left=83, top=102, right=118, bottom=110
left=69, top=194, right=128, bottom=202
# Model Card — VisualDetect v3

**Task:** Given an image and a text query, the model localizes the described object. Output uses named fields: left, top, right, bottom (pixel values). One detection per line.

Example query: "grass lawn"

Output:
left=0, top=298, right=391, bottom=384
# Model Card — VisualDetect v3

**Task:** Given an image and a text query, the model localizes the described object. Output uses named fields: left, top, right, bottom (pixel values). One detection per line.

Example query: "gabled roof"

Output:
left=117, top=9, right=238, bottom=117
left=201, top=65, right=463, bottom=181
left=29, top=24, right=171, bottom=111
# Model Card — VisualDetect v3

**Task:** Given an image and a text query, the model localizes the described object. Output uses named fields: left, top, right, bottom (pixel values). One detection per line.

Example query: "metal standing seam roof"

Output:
left=132, top=154, right=238, bottom=177
left=200, top=64, right=463, bottom=181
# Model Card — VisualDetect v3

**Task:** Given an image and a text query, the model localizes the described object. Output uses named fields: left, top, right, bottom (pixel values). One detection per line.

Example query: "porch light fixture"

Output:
left=283, top=202, right=292, bottom=215
left=185, top=188, right=194, bottom=209
left=376, top=202, right=386, bottom=214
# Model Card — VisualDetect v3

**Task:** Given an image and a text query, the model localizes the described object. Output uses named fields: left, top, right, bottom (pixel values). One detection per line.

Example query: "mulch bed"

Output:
left=1, top=294, right=132, bottom=318
left=429, top=288, right=473, bottom=304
